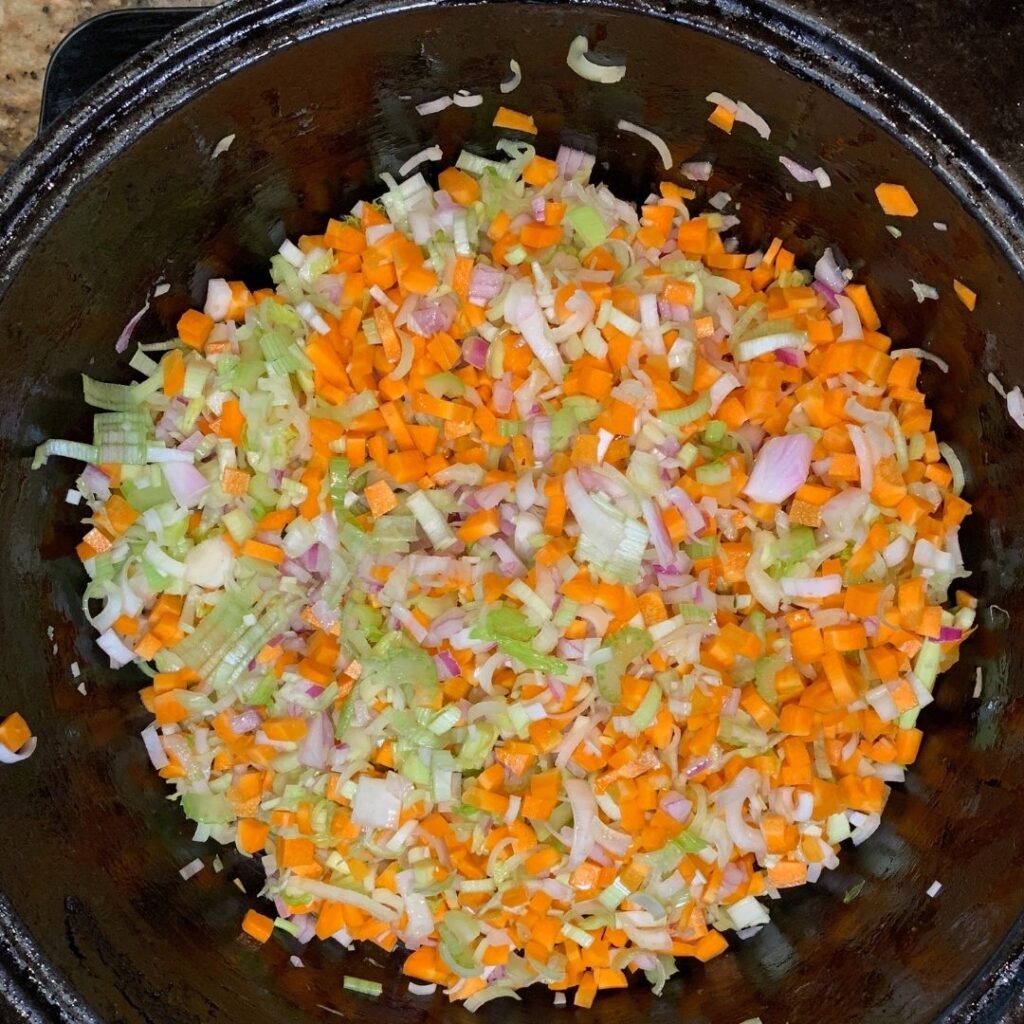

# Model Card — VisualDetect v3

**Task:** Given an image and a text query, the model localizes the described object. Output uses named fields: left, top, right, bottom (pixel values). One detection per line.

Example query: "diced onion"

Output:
left=179, top=858, right=204, bottom=880
left=735, top=101, right=771, bottom=140
left=681, top=161, right=712, bottom=182
left=566, top=36, right=626, bottom=84
left=617, top=119, right=672, bottom=171
left=399, top=145, right=443, bottom=179
left=744, top=433, right=813, bottom=504
left=211, top=134, right=235, bottom=158
left=779, top=156, right=817, bottom=183
left=415, top=95, right=452, bottom=115
left=1006, top=386, right=1024, bottom=430
left=911, top=280, right=939, bottom=303
left=889, top=347, right=949, bottom=373
left=500, top=59, right=522, bottom=94
left=0, top=735, right=37, bottom=764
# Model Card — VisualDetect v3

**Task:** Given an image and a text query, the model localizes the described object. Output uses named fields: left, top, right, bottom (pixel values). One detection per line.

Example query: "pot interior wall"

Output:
left=0, top=4, right=1021, bottom=1023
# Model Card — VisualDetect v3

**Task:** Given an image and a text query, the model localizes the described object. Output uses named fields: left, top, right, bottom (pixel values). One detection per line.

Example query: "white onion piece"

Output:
left=1006, top=386, right=1024, bottom=430
left=821, top=487, right=871, bottom=541
left=115, top=301, right=150, bottom=354
left=398, top=145, right=442, bottom=179
left=352, top=776, right=402, bottom=829
left=452, top=92, right=483, bottom=108
left=140, top=725, right=169, bottom=769
left=735, top=101, right=771, bottom=140
left=744, top=433, right=813, bottom=504
left=814, top=247, right=847, bottom=293
left=279, top=239, right=304, bottom=267
left=681, top=161, right=713, bottom=182
left=889, top=347, right=950, bottom=373
left=836, top=295, right=863, bottom=341
left=851, top=813, right=881, bottom=846
left=505, top=282, right=564, bottom=381
left=0, top=736, right=37, bottom=764
left=415, top=95, right=452, bottom=115
left=911, top=280, right=939, bottom=303
left=705, top=91, right=737, bottom=113
left=97, top=628, right=135, bottom=668
left=162, top=461, right=209, bottom=508
left=566, top=36, right=626, bottom=84
left=204, top=278, right=232, bottom=321
left=708, top=372, right=740, bottom=414
left=883, top=535, right=911, bottom=567
left=211, top=134, right=235, bottom=159
left=565, top=777, right=600, bottom=869
left=779, top=156, right=817, bottom=183
left=847, top=427, right=875, bottom=494
left=780, top=575, right=842, bottom=599
left=500, top=58, right=522, bottom=94
left=179, top=858, right=204, bottom=880
left=913, top=538, right=956, bottom=573
left=617, top=119, right=672, bottom=170
left=184, top=537, right=234, bottom=590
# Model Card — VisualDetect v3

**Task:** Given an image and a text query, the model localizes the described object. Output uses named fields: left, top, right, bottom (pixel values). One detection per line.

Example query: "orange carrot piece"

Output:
left=0, top=712, right=32, bottom=753
left=241, top=539, right=285, bottom=564
left=875, top=183, right=919, bottom=217
left=177, top=309, right=214, bottom=350
left=493, top=106, right=538, bottom=134
left=242, top=910, right=275, bottom=943
left=365, top=480, right=397, bottom=517
left=953, top=279, right=977, bottom=311
left=162, top=349, right=185, bottom=397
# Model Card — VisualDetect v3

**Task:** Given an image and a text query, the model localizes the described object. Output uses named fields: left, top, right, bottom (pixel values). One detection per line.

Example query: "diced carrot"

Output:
left=221, top=467, right=251, bottom=497
left=177, top=309, right=214, bottom=350
left=242, top=539, right=285, bottom=564
left=875, top=183, right=919, bottom=217
left=523, top=155, right=559, bottom=187
left=708, top=105, right=735, bottom=133
left=241, top=910, right=275, bottom=943
left=162, top=349, right=185, bottom=397
left=262, top=717, right=308, bottom=741
left=0, top=712, right=32, bottom=753
left=493, top=106, right=538, bottom=134
left=365, top=480, right=397, bottom=517
left=325, top=219, right=367, bottom=253
left=767, top=860, right=808, bottom=889
left=953, top=279, right=977, bottom=311
left=276, top=835, right=316, bottom=868
left=218, top=399, right=246, bottom=445
left=457, top=508, right=500, bottom=543
left=237, top=818, right=270, bottom=854
left=438, top=167, right=481, bottom=206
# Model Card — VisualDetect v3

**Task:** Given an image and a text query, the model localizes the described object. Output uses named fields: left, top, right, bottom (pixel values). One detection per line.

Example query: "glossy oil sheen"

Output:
left=0, top=2, right=1022, bottom=1022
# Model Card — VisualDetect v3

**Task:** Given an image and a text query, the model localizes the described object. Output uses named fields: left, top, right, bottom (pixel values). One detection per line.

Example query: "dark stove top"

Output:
left=41, top=1, right=1024, bottom=201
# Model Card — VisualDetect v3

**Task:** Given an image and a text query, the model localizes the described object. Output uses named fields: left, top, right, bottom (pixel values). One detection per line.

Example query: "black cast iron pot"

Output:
left=2, top=1, right=1024, bottom=1022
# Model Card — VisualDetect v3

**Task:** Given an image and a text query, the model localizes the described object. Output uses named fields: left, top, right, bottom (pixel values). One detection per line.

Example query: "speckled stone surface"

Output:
left=0, top=0, right=212, bottom=171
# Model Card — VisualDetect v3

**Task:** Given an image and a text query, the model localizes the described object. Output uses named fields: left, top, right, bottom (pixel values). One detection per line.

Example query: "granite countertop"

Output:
left=0, top=0, right=211, bottom=172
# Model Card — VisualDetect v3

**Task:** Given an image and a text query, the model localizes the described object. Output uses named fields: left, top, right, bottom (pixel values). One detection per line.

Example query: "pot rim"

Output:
left=0, top=1, right=1021, bottom=1021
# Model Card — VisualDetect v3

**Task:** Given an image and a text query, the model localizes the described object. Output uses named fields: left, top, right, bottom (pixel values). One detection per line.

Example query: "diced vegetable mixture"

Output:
left=33, top=136, right=973, bottom=1008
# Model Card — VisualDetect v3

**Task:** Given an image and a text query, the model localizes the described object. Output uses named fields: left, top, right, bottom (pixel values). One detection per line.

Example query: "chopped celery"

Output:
left=567, top=205, right=609, bottom=248
left=595, top=626, right=653, bottom=703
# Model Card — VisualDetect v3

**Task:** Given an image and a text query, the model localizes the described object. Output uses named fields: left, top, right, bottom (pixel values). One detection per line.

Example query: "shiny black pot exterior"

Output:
left=1, top=2, right=1023, bottom=1023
